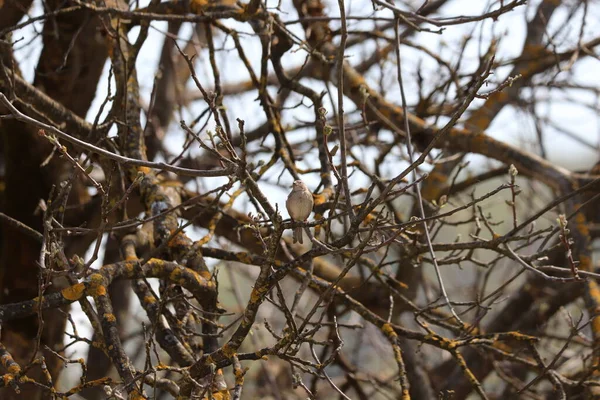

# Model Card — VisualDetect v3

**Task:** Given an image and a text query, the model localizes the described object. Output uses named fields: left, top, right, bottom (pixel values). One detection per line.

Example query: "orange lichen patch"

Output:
left=89, top=273, right=104, bottom=285
left=236, top=252, right=253, bottom=265
left=233, top=368, right=248, bottom=376
left=61, top=283, right=86, bottom=301
left=400, top=388, right=410, bottom=400
left=189, top=0, right=209, bottom=12
left=460, top=362, right=479, bottom=385
left=192, top=270, right=213, bottom=289
left=129, top=389, right=146, bottom=400
left=147, top=257, right=163, bottom=265
left=312, top=193, right=328, bottom=207
left=424, top=333, right=454, bottom=350
left=195, top=232, right=213, bottom=247
left=147, top=258, right=165, bottom=275
left=465, top=325, right=480, bottom=336
left=168, top=232, right=189, bottom=248
left=169, top=267, right=183, bottom=283
left=88, top=274, right=107, bottom=297
left=221, top=343, right=236, bottom=358
left=362, top=211, right=379, bottom=225
left=313, top=187, right=334, bottom=206
left=123, top=260, right=137, bottom=277
left=199, top=270, right=212, bottom=280
left=234, top=366, right=246, bottom=380
left=7, top=364, right=20, bottom=375
left=250, top=286, right=268, bottom=303
left=2, top=374, right=15, bottom=387
left=380, top=323, right=396, bottom=338
left=103, top=313, right=116, bottom=323
left=156, top=363, right=169, bottom=370
left=210, top=391, right=230, bottom=400
left=93, top=285, right=107, bottom=297
left=505, top=332, right=537, bottom=342
left=91, top=340, right=105, bottom=350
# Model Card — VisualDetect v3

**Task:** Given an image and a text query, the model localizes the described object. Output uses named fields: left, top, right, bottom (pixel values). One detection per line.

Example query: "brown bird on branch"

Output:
left=286, top=180, right=314, bottom=244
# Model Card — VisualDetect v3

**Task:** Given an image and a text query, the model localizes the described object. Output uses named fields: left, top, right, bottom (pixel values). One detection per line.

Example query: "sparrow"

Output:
left=286, top=180, right=314, bottom=244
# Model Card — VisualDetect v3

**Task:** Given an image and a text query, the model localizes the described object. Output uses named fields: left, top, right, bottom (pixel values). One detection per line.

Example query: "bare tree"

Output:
left=0, top=0, right=599, bottom=398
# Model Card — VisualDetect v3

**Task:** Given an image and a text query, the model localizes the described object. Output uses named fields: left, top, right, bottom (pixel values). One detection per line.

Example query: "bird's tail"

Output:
left=293, top=226, right=303, bottom=244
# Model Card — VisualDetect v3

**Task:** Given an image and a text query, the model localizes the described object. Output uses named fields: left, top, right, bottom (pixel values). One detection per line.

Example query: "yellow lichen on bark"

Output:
left=88, top=273, right=107, bottom=297
left=61, top=283, right=86, bottom=301
left=103, top=313, right=116, bottom=323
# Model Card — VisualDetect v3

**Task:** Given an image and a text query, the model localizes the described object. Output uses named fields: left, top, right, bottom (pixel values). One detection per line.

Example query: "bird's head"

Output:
left=292, top=180, right=307, bottom=191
